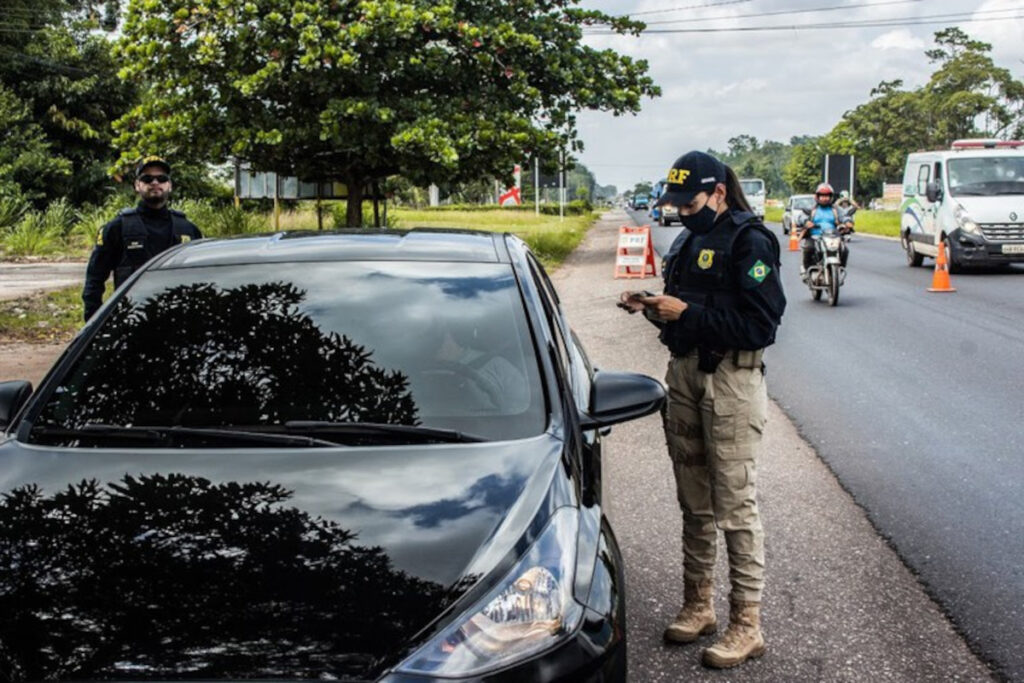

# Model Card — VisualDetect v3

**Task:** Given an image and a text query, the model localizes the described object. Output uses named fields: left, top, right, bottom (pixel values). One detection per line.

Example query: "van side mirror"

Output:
left=579, top=370, right=665, bottom=430
left=0, top=380, right=33, bottom=430
left=926, top=181, right=943, bottom=203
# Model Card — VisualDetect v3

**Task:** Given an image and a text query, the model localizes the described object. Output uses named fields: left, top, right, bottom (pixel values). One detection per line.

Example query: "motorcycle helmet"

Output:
left=815, top=182, right=834, bottom=205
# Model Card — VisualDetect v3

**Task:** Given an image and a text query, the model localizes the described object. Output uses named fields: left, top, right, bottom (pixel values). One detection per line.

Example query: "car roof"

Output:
left=155, top=228, right=511, bottom=269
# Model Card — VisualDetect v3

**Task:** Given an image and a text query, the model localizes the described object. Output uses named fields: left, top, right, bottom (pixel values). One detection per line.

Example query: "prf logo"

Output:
left=668, top=168, right=691, bottom=185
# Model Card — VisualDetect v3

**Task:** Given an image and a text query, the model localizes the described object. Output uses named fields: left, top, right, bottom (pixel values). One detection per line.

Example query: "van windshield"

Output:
left=948, top=157, right=1024, bottom=196
left=741, top=180, right=765, bottom=195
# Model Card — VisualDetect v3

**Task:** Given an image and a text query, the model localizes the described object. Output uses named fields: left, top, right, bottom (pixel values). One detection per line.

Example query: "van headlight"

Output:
left=954, top=205, right=980, bottom=234
left=395, top=508, right=583, bottom=677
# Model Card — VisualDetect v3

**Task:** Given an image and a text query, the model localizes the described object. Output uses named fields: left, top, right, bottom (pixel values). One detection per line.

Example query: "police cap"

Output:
left=135, top=155, right=171, bottom=178
left=656, top=151, right=726, bottom=207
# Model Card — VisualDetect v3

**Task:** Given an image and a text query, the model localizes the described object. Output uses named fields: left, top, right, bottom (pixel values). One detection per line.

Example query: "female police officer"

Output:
left=620, top=150, right=785, bottom=669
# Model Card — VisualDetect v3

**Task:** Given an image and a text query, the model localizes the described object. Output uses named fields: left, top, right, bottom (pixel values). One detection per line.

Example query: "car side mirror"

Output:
left=926, top=181, right=943, bottom=203
left=579, top=370, right=665, bottom=430
left=0, top=380, right=33, bottom=430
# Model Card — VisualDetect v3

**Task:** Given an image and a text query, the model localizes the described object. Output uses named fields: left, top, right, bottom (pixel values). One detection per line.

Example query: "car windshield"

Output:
left=741, top=180, right=764, bottom=195
left=28, top=261, right=546, bottom=446
left=792, top=196, right=815, bottom=210
left=948, top=157, right=1024, bottom=196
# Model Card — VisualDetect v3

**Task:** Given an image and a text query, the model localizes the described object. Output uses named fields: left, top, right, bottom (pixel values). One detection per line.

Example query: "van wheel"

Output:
left=903, top=233, right=924, bottom=267
left=944, top=237, right=963, bottom=274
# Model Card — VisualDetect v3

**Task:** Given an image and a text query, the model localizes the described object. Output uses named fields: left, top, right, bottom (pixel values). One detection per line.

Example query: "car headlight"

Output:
left=954, top=205, right=980, bottom=234
left=395, top=507, right=583, bottom=677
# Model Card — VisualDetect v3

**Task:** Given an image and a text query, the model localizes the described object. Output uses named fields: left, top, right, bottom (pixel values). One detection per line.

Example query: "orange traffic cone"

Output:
left=788, top=228, right=800, bottom=252
left=927, top=241, right=956, bottom=292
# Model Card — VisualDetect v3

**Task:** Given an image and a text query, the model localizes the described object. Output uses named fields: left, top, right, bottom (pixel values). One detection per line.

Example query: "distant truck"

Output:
left=740, top=178, right=766, bottom=219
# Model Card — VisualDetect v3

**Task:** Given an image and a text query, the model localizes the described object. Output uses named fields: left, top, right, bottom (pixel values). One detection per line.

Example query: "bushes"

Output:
left=415, top=200, right=593, bottom=216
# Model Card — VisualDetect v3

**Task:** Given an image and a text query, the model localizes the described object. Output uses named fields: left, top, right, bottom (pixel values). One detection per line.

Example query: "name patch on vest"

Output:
left=697, top=249, right=714, bottom=270
left=126, top=240, right=144, bottom=250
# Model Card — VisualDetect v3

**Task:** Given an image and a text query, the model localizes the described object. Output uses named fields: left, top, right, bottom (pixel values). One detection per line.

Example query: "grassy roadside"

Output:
left=1, top=208, right=600, bottom=343
left=0, top=285, right=88, bottom=343
left=764, top=205, right=899, bottom=237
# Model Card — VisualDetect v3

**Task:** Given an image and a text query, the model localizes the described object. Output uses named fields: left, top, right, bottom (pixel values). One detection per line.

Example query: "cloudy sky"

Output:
left=575, top=0, right=1024, bottom=192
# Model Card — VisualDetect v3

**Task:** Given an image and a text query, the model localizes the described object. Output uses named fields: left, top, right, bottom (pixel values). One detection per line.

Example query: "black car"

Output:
left=0, top=229, right=664, bottom=682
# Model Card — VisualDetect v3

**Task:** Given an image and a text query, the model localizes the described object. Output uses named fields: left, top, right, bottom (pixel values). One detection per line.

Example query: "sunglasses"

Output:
left=138, top=174, right=170, bottom=184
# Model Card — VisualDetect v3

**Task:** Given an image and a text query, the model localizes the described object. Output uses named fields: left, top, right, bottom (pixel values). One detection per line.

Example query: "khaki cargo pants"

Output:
left=663, top=349, right=767, bottom=603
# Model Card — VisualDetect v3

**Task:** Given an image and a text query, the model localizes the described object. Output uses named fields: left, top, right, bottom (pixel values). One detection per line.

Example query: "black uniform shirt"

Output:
left=82, top=203, right=202, bottom=320
left=660, top=210, right=786, bottom=353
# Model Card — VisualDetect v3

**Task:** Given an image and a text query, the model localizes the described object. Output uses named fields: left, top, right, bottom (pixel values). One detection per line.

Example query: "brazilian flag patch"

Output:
left=748, top=260, right=771, bottom=283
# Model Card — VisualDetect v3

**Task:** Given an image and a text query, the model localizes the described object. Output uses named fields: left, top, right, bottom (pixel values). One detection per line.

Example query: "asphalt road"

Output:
left=613, top=207, right=1022, bottom=680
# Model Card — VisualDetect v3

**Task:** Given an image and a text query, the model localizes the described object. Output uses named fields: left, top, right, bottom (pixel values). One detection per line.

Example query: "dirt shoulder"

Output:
left=0, top=342, right=65, bottom=386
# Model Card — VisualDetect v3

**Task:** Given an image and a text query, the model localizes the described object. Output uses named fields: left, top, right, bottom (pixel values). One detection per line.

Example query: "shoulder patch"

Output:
left=747, top=260, right=771, bottom=284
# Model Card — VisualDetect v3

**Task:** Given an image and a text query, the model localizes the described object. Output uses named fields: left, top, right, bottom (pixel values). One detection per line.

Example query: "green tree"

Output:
left=112, top=0, right=659, bottom=226
left=787, top=28, right=1024, bottom=199
left=0, top=84, right=69, bottom=202
left=710, top=135, right=794, bottom=198
left=1, top=0, right=135, bottom=205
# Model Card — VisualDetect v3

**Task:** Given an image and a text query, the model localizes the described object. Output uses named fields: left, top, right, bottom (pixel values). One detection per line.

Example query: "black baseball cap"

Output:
left=135, top=156, right=171, bottom=178
left=655, top=151, right=726, bottom=207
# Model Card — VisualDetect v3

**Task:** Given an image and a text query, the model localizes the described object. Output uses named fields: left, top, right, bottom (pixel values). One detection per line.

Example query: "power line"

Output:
left=643, top=0, right=924, bottom=25
left=584, top=7, right=1024, bottom=34
left=619, top=0, right=752, bottom=17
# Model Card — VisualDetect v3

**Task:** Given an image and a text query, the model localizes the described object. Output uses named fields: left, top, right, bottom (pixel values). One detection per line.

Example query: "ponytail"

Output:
left=723, top=165, right=755, bottom=215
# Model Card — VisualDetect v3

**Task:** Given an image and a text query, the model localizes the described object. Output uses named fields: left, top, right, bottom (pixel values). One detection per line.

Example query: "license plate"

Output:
left=1002, top=244, right=1024, bottom=254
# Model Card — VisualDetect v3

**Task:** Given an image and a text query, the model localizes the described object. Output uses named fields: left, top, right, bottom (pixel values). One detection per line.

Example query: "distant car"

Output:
left=0, top=228, right=666, bottom=682
left=782, top=194, right=816, bottom=234
left=658, top=203, right=679, bottom=226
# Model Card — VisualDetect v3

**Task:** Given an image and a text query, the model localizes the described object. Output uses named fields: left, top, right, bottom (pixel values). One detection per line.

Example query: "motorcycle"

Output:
left=796, top=207, right=855, bottom=306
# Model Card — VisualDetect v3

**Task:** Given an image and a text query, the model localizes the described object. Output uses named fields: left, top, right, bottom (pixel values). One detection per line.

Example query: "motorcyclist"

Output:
left=835, top=190, right=860, bottom=212
left=798, top=183, right=853, bottom=278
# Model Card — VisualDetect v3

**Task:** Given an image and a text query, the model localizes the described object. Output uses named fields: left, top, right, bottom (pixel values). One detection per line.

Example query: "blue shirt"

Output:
left=808, top=206, right=838, bottom=236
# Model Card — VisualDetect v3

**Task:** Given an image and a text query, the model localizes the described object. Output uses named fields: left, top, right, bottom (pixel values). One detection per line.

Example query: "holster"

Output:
left=697, top=347, right=727, bottom=373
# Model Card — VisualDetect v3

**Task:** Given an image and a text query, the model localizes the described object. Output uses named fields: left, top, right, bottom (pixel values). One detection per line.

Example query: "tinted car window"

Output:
left=29, top=262, right=545, bottom=444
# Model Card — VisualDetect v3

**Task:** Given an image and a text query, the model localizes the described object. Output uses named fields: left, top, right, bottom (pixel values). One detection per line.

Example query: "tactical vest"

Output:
left=113, top=208, right=192, bottom=287
left=661, top=211, right=779, bottom=364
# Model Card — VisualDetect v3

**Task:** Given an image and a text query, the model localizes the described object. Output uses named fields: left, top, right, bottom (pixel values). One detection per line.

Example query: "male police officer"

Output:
left=82, top=157, right=202, bottom=320
left=619, top=150, right=785, bottom=669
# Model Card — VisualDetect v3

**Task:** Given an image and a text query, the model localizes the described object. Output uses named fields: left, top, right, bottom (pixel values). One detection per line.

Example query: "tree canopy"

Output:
left=785, top=28, right=1024, bottom=198
left=0, top=0, right=133, bottom=205
left=113, top=0, right=659, bottom=225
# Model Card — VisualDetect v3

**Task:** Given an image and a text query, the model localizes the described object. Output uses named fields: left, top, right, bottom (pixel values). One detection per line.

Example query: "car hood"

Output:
left=0, top=435, right=566, bottom=680
left=953, top=196, right=1024, bottom=223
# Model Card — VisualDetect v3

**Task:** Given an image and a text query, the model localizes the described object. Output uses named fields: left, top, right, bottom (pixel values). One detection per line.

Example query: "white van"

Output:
left=740, top=178, right=766, bottom=219
left=900, top=139, right=1024, bottom=271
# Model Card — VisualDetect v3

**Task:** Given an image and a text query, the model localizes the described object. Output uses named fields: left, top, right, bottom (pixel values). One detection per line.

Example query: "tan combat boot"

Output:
left=701, top=600, right=765, bottom=668
left=663, top=579, right=717, bottom=643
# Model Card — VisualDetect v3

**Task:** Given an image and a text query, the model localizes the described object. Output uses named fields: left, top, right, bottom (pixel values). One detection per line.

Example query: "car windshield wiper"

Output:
left=284, top=420, right=486, bottom=443
left=32, top=423, right=343, bottom=448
